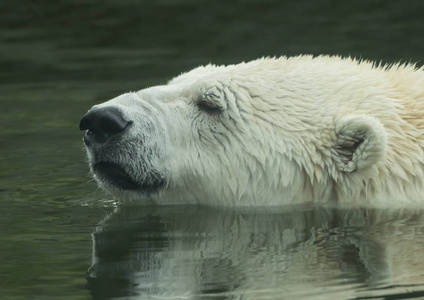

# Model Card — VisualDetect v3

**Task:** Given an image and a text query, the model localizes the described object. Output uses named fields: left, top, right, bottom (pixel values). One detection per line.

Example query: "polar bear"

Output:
left=79, top=55, right=424, bottom=206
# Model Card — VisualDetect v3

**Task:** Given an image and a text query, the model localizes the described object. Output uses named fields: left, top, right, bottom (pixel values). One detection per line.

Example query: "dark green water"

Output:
left=1, top=1, right=424, bottom=299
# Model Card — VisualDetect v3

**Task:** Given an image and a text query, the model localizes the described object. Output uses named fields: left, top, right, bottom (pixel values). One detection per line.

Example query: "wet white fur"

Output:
left=89, top=55, right=424, bottom=207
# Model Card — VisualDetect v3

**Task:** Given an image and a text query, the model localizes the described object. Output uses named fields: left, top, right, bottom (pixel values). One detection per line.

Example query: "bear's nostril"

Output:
left=79, top=107, right=130, bottom=144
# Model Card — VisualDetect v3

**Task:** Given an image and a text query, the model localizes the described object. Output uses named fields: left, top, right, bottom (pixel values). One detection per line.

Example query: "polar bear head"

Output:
left=79, top=56, right=405, bottom=206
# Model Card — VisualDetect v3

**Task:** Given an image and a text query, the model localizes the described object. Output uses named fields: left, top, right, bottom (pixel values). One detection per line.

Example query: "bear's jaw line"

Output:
left=92, top=161, right=166, bottom=193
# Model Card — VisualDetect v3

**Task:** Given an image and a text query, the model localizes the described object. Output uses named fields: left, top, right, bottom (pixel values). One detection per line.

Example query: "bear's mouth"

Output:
left=93, top=162, right=140, bottom=190
left=93, top=162, right=165, bottom=192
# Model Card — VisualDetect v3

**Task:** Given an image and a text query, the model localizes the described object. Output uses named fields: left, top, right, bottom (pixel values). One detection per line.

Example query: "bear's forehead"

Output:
left=168, top=64, right=240, bottom=86
left=168, top=58, right=291, bottom=89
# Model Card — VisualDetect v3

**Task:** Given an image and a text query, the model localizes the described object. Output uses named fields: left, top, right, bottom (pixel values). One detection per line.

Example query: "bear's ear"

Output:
left=334, top=115, right=386, bottom=173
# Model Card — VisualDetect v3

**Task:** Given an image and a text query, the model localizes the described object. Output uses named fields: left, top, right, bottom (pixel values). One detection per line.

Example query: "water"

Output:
left=1, top=0, right=424, bottom=299
left=86, top=206, right=424, bottom=300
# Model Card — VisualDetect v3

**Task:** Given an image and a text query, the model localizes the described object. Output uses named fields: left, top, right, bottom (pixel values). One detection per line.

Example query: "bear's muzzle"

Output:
left=79, top=106, right=132, bottom=146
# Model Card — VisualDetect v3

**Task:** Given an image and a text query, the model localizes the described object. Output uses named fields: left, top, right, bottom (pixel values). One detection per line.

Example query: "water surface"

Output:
left=87, top=205, right=424, bottom=299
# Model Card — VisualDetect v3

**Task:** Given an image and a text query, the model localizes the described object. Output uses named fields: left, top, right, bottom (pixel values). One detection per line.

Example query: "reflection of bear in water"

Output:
left=86, top=206, right=424, bottom=299
left=80, top=56, right=424, bottom=206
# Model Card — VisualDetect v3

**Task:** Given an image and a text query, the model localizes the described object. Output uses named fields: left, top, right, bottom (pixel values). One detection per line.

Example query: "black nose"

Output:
left=79, top=107, right=130, bottom=145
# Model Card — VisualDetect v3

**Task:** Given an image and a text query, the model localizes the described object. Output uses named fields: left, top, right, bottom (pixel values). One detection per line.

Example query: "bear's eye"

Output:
left=197, top=99, right=222, bottom=115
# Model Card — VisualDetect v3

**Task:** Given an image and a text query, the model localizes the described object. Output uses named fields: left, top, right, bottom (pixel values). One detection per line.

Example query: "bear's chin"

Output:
left=92, top=162, right=165, bottom=193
